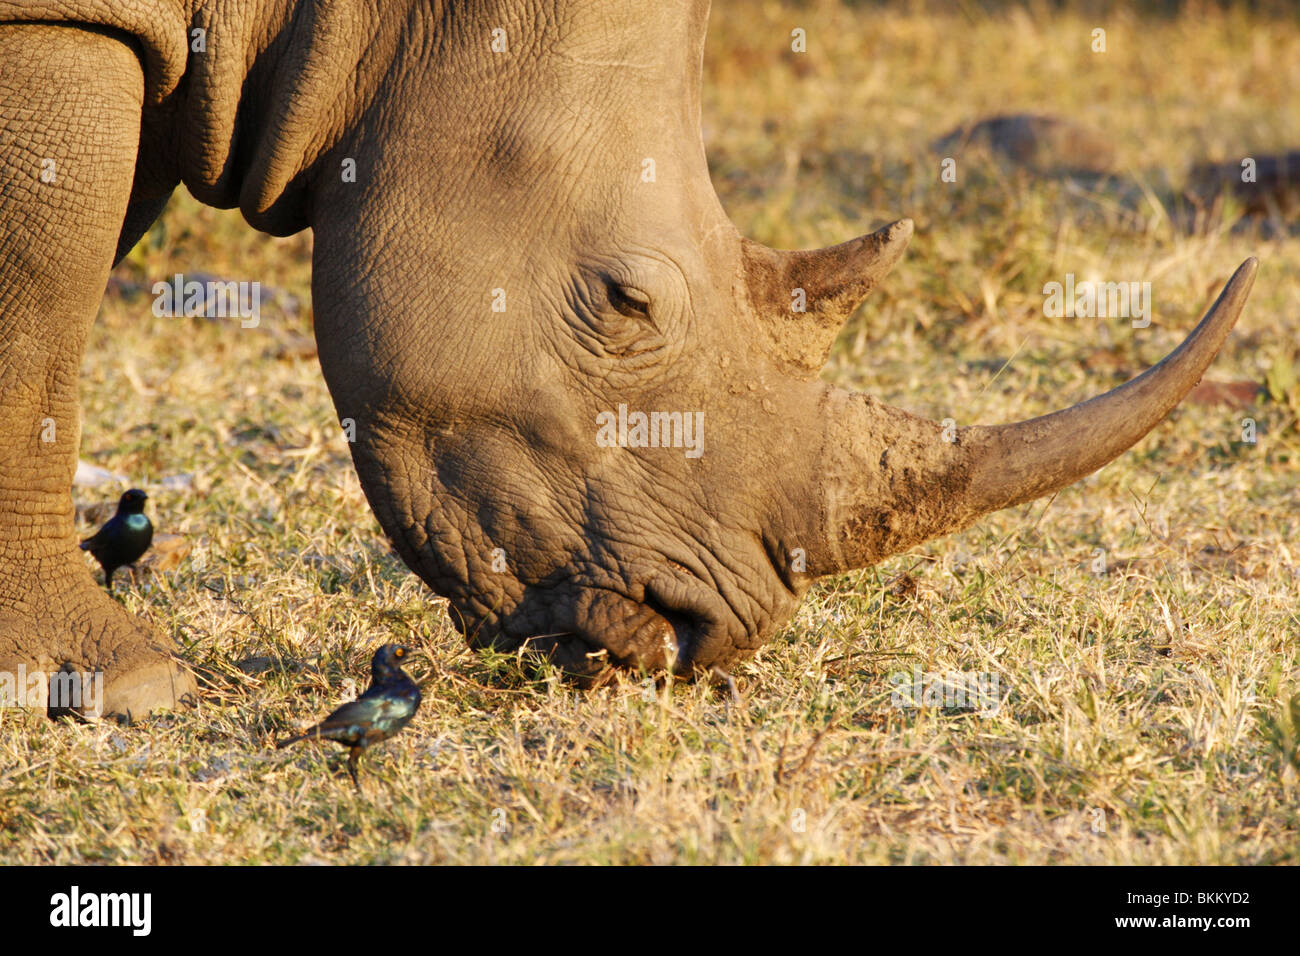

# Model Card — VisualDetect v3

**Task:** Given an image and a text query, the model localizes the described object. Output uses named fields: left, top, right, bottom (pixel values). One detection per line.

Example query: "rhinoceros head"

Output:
left=306, top=1, right=1255, bottom=677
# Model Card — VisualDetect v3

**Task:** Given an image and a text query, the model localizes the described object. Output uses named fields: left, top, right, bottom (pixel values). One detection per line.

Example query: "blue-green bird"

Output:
left=276, top=644, right=421, bottom=789
left=79, top=488, right=152, bottom=591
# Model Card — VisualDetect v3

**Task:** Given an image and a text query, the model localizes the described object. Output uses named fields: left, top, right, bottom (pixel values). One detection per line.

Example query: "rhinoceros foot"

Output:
left=0, top=568, right=195, bottom=721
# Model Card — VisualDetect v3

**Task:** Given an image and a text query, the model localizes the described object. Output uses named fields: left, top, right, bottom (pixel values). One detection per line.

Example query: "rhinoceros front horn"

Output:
left=805, top=256, right=1258, bottom=575
left=742, top=218, right=914, bottom=375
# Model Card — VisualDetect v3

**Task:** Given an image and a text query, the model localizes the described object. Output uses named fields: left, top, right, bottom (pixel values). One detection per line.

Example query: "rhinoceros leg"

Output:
left=0, top=23, right=194, bottom=718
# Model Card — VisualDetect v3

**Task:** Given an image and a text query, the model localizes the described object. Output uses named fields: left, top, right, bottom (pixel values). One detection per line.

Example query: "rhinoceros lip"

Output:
left=461, top=565, right=733, bottom=674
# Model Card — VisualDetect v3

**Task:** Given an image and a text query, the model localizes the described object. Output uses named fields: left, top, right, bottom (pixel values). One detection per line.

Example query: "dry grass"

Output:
left=2, top=0, right=1298, bottom=864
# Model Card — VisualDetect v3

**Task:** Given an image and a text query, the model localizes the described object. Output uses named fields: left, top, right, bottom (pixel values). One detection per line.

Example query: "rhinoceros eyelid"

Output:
left=605, top=281, right=653, bottom=322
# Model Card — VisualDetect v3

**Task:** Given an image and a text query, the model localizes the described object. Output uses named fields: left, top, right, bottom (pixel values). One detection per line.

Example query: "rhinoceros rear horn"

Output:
left=809, top=257, right=1258, bottom=574
left=742, top=218, right=914, bottom=374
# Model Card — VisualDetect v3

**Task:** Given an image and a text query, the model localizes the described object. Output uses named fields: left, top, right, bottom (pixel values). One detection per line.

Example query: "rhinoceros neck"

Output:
left=0, top=0, right=417, bottom=232
left=105, top=0, right=420, bottom=235
left=180, top=0, right=421, bottom=235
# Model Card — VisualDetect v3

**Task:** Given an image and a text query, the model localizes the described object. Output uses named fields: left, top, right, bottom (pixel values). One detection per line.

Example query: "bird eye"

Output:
left=607, top=282, right=652, bottom=321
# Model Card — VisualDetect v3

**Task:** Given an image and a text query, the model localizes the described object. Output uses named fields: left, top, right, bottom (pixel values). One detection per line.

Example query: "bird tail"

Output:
left=277, top=726, right=326, bottom=749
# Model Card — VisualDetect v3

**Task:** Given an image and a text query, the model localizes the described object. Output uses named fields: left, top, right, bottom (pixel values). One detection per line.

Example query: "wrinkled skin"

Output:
left=0, top=0, right=1255, bottom=717
left=310, top=2, right=828, bottom=675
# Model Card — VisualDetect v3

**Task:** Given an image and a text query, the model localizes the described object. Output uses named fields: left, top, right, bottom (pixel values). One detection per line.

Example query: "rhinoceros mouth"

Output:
left=448, top=559, right=752, bottom=678
left=380, top=497, right=765, bottom=676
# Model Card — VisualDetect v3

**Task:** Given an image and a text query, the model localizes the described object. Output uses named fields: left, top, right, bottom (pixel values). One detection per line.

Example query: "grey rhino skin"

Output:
left=0, top=1, right=1256, bottom=718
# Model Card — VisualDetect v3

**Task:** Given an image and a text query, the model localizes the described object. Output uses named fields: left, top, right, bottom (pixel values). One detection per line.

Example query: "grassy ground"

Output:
left=2, top=0, right=1298, bottom=864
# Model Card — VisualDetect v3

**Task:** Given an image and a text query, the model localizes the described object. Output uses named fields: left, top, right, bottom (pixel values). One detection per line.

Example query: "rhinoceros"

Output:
left=0, top=1, right=1256, bottom=718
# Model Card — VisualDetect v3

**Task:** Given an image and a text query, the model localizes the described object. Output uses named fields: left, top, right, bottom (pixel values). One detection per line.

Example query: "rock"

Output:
left=159, top=472, right=194, bottom=491
left=236, top=656, right=277, bottom=676
left=74, top=459, right=128, bottom=488
left=235, top=655, right=313, bottom=677
left=931, top=113, right=1118, bottom=177
left=1187, top=151, right=1300, bottom=217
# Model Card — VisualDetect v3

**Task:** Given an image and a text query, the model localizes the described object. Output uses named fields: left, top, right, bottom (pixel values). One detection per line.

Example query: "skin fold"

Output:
left=0, top=1, right=1255, bottom=717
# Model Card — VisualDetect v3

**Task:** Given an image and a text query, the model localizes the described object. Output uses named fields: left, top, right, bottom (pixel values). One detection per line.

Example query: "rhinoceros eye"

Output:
left=566, top=269, right=668, bottom=361
left=606, top=282, right=653, bottom=322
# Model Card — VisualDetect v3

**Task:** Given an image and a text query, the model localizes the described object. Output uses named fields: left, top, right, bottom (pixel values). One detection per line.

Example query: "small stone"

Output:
left=74, top=460, right=128, bottom=488
left=236, top=655, right=278, bottom=676
left=160, top=472, right=195, bottom=491
left=930, top=113, right=1118, bottom=176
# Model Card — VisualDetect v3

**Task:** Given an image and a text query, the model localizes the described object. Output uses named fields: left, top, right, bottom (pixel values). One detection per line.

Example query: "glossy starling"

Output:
left=277, top=644, right=422, bottom=789
left=79, top=488, right=153, bottom=592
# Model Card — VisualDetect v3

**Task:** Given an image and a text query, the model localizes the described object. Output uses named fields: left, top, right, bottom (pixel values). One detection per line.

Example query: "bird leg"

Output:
left=347, top=747, right=361, bottom=791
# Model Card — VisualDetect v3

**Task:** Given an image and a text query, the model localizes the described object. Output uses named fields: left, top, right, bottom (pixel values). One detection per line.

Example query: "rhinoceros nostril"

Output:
left=642, top=590, right=695, bottom=665
left=642, top=570, right=737, bottom=672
